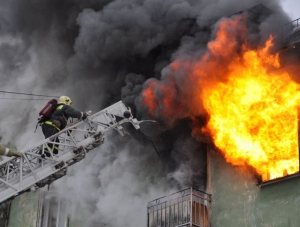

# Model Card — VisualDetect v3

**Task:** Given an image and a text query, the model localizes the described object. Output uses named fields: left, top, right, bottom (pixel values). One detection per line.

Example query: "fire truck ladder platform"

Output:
left=0, top=101, right=148, bottom=204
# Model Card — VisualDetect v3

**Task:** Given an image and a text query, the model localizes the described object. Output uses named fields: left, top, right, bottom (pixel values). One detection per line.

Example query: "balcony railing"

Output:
left=281, top=18, right=300, bottom=45
left=147, top=188, right=211, bottom=227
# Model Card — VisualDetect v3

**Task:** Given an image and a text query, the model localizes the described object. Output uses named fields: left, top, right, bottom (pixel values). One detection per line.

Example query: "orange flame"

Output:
left=141, top=15, right=300, bottom=181
left=202, top=46, right=300, bottom=181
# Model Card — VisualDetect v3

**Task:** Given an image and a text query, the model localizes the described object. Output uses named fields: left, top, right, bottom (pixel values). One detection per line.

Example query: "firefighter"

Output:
left=0, top=144, right=22, bottom=157
left=41, top=95, right=88, bottom=157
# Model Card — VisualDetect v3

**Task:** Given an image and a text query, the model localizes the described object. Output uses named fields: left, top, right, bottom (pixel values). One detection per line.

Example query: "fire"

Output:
left=141, top=15, right=300, bottom=181
left=202, top=49, right=300, bottom=181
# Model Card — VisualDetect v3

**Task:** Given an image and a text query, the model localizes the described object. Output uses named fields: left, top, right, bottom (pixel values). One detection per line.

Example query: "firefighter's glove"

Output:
left=52, top=120, right=61, bottom=128
left=8, top=150, right=23, bottom=157
left=82, top=112, right=88, bottom=120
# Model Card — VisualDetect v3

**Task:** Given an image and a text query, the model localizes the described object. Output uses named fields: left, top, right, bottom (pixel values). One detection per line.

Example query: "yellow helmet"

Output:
left=58, top=96, right=73, bottom=105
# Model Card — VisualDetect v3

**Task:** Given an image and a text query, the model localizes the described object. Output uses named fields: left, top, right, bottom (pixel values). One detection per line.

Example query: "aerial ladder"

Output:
left=0, top=101, right=146, bottom=204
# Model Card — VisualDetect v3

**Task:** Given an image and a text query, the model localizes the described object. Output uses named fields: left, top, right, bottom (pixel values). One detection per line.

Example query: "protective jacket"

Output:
left=51, top=104, right=83, bottom=130
left=0, top=144, right=22, bottom=157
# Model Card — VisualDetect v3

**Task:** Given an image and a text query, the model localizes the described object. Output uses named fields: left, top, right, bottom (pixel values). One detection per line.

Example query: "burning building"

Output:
left=0, top=1, right=299, bottom=227
left=206, top=15, right=300, bottom=226
left=144, top=4, right=300, bottom=227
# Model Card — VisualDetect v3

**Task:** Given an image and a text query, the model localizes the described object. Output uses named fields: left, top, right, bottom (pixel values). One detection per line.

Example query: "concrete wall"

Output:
left=208, top=148, right=300, bottom=227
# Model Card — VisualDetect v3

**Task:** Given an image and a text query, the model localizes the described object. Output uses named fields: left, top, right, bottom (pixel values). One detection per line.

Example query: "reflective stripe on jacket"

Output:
left=44, top=121, right=61, bottom=131
left=51, top=104, right=83, bottom=129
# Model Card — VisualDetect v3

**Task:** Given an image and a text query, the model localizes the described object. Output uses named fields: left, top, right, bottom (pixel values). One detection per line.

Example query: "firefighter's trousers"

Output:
left=41, top=123, right=60, bottom=155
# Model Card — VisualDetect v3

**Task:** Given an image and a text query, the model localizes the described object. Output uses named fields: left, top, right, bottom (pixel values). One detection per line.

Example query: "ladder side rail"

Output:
left=0, top=178, right=18, bottom=191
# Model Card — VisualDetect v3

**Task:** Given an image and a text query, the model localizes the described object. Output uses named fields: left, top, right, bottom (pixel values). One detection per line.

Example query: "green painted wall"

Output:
left=209, top=149, right=300, bottom=227
left=68, top=219, right=83, bottom=227
left=8, top=189, right=85, bottom=227
left=8, top=190, right=40, bottom=227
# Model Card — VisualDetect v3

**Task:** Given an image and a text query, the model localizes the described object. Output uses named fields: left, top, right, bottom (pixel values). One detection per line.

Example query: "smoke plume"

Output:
left=0, top=0, right=293, bottom=226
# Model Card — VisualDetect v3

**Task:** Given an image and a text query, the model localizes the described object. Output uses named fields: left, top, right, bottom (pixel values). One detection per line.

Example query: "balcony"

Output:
left=147, top=188, right=211, bottom=227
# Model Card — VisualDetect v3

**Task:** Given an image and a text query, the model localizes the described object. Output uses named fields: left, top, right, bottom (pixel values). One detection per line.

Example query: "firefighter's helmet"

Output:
left=58, top=96, right=73, bottom=105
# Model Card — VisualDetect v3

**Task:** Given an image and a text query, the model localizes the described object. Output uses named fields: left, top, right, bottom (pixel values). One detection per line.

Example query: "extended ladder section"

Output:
left=0, top=101, right=144, bottom=204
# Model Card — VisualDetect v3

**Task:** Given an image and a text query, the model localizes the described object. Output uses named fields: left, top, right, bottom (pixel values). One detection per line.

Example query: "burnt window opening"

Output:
left=257, top=140, right=300, bottom=187
left=257, top=116, right=300, bottom=187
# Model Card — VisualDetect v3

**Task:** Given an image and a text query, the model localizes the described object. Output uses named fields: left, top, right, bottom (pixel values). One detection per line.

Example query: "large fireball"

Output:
left=141, top=15, right=300, bottom=181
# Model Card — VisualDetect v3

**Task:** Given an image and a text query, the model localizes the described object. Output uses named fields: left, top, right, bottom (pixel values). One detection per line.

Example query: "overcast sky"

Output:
left=281, top=0, right=300, bottom=20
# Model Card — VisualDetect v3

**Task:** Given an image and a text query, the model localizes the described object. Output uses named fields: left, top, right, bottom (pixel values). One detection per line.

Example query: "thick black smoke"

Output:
left=0, top=0, right=292, bottom=226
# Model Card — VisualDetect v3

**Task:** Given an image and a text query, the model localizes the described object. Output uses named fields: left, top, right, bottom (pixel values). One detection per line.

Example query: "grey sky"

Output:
left=281, top=0, right=300, bottom=20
